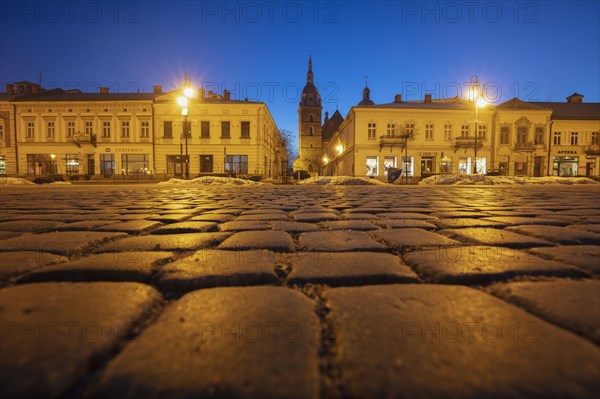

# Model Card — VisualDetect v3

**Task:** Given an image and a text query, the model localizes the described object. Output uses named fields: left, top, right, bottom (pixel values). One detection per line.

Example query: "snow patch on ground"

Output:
left=419, top=174, right=599, bottom=185
left=0, top=177, right=35, bottom=185
left=299, top=176, right=386, bottom=185
left=49, top=181, right=73, bottom=185
left=158, top=176, right=260, bottom=185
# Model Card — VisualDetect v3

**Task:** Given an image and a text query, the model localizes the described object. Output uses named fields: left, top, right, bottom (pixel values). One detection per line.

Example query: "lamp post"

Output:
left=469, top=75, right=487, bottom=174
left=177, top=73, right=194, bottom=179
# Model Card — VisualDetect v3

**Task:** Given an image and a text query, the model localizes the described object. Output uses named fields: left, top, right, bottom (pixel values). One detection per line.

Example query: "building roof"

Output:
left=531, top=102, right=600, bottom=120
left=321, top=110, right=344, bottom=142
left=496, top=98, right=547, bottom=110
left=360, top=96, right=484, bottom=111
left=10, top=88, right=157, bottom=102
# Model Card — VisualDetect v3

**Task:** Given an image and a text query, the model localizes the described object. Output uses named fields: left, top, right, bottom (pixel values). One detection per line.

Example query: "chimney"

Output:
left=31, top=84, right=40, bottom=94
left=394, top=94, right=402, bottom=103
left=6, top=84, right=14, bottom=94
left=223, top=89, right=231, bottom=101
left=566, top=92, right=583, bottom=103
left=424, top=94, right=432, bottom=103
left=99, top=87, right=109, bottom=94
left=153, top=85, right=162, bottom=94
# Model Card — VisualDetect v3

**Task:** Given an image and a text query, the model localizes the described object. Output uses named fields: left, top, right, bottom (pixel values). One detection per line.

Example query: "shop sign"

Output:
left=420, top=152, right=436, bottom=157
left=105, top=148, right=111, bottom=152
left=557, top=150, right=578, bottom=155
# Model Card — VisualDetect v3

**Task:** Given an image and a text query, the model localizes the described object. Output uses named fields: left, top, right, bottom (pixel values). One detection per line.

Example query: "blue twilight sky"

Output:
left=1, top=0, right=599, bottom=152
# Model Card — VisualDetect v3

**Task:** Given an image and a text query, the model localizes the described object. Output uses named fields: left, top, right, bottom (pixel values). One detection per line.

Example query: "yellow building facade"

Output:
left=1, top=82, right=286, bottom=180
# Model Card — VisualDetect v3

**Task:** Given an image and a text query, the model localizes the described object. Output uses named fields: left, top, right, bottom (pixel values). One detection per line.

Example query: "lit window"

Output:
left=366, top=156, right=378, bottom=176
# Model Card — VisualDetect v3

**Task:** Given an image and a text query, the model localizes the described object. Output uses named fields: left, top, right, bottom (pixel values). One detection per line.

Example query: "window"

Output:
left=183, top=121, right=191, bottom=138
left=222, top=121, right=231, bottom=138
left=383, top=156, right=397, bottom=175
left=0, top=123, right=3, bottom=140
left=401, top=156, right=414, bottom=176
left=241, top=121, right=250, bottom=138
left=460, top=125, right=469, bottom=138
left=368, top=123, right=376, bottom=139
left=201, top=121, right=210, bottom=138
left=553, top=132, right=561, bottom=145
left=570, top=132, right=579, bottom=145
left=309, top=114, right=314, bottom=123
left=66, top=121, right=75, bottom=138
left=308, top=126, right=313, bottom=135
left=85, top=121, right=93, bottom=135
left=500, top=126, right=509, bottom=144
left=46, top=121, right=55, bottom=138
left=121, top=121, right=130, bottom=138
left=225, top=155, right=248, bottom=173
left=100, top=154, right=115, bottom=177
left=122, top=154, right=149, bottom=175
left=534, top=127, right=544, bottom=145
left=441, top=157, right=453, bottom=173
left=425, top=124, right=434, bottom=140
left=444, top=124, right=452, bottom=140
left=477, top=124, right=486, bottom=139
left=26, top=122, right=35, bottom=138
left=592, top=131, right=600, bottom=145
left=366, top=156, right=379, bottom=176
left=102, top=121, right=111, bottom=138
left=458, top=157, right=472, bottom=175
left=65, top=154, right=79, bottom=175
left=386, top=123, right=395, bottom=138
left=163, top=121, right=173, bottom=138
left=140, top=121, right=150, bottom=138
left=405, top=123, right=415, bottom=138
left=514, top=162, right=528, bottom=176
left=517, top=127, right=527, bottom=144
left=26, top=154, right=57, bottom=176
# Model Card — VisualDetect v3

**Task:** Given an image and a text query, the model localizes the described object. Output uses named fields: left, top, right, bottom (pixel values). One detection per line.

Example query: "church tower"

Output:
left=295, top=56, right=323, bottom=175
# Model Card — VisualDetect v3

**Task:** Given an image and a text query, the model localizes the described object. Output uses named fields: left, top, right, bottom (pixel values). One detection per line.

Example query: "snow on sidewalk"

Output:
left=158, top=176, right=260, bottom=185
left=299, top=176, right=386, bottom=185
left=419, top=174, right=599, bottom=185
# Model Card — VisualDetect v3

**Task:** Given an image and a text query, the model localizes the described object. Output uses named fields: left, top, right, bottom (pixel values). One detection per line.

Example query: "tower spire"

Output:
left=306, top=54, right=314, bottom=84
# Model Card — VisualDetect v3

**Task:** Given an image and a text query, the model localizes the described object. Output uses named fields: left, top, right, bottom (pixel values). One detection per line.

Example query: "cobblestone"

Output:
left=1, top=184, right=598, bottom=397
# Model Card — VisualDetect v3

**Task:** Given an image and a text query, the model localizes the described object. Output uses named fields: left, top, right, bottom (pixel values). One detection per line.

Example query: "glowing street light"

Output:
left=336, top=144, right=343, bottom=155
left=178, top=73, right=194, bottom=179
left=322, top=155, right=329, bottom=164
left=469, top=75, right=487, bottom=174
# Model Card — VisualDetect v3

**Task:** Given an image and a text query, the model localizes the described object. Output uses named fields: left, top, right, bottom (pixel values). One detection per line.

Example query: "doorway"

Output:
left=200, top=155, right=213, bottom=173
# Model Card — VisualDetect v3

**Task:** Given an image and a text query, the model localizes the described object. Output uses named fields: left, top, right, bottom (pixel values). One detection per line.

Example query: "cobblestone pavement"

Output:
left=1, top=184, right=599, bottom=398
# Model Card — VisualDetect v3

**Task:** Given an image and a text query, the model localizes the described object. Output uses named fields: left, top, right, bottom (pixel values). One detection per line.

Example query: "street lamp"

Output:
left=178, top=74, right=194, bottom=179
left=469, top=76, right=487, bottom=174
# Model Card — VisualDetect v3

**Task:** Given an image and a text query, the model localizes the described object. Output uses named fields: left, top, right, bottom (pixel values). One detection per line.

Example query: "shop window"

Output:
left=65, top=154, right=79, bottom=175
left=225, top=155, right=248, bottom=174
left=514, top=162, right=528, bottom=176
left=366, top=156, right=379, bottom=176
left=441, top=158, right=453, bottom=173
left=458, top=157, right=472, bottom=175
left=383, top=156, right=397, bottom=175
left=121, top=154, right=149, bottom=175
left=401, top=156, right=414, bottom=176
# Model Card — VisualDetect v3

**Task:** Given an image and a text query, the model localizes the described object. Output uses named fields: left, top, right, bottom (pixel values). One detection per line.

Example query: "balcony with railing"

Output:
left=585, top=144, right=600, bottom=155
left=72, top=132, right=97, bottom=148
left=379, top=135, right=408, bottom=151
left=514, top=142, right=535, bottom=151
left=454, top=137, right=483, bottom=150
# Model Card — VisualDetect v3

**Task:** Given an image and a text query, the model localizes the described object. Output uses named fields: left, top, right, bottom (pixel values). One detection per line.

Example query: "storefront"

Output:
left=553, top=156, right=579, bottom=176
left=26, top=154, right=58, bottom=175
left=0, top=155, right=6, bottom=175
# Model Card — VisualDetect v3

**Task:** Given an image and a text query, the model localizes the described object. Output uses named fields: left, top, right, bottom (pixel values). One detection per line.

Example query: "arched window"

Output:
left=309, top=114, right=314, bottom=123
left=309, top=126, right=313, bottom=135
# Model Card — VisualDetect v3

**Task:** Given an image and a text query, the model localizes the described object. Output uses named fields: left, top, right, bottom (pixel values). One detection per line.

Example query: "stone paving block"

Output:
left=0, top=220, right=67, bottom=233
left=529, top=245, right=600, bottom=274
left=0, top=251, right=68, bottom=282
left=299, top=231, right=386, bottom=252
left=432, top=218, right=508, bottom=229
left=54, top=220, right=122, bottom=231
left=403, top=245, right=587, bottom=284
left=219, top=231, right=295, bottom=252
left=240, top=208, right=286, bottom=215
left=95, top=233, right=230, bottom=253
left=147, top=214, right=191, bottom=223
left=505, top=225, right=600, bottom=245
left=490, top=280, right=600, bottom=344
left=372, top=228, right=459, bottom=251
left=271, top=221, right=320, bottom=233
left=110, top=214, right=162, bottom=221
left=287, top=252, right=420, bottom=286
left=151, top=221, right=217, bottom=234
left=567, top=224, right=600, bottom=234
left=93, top=220, right=162, bottom=233
left=481, top=216, right=568, bottom=226
left=440, top=227, right=554, bottom=248
left=20, top=252, right=173, bottom=283
left=341, top=213, right=380, bottom=220
left=0, top=282, right=162, bottom=399
left=159, top=249, right=278, bottom=290
left=293, top=212, right=340, bottom=223
left=85, top=286, right=319, bottom=399
left=219, top=221, right=271, bottom=231
left=431, top=211, right=492, bottom=218
left=189, top=213, right=235, bottom=223
left=235, top=213, right=289, bottom=221
left=0, top=231, right=22, bottom=240
left=0, top=231, right=126, bottom=256
left=374, top=219, right=438, bottom=230
left=320, top=220, right=380, bottom=231
left=377, top=212, right=437, bottom=220
left=324, top=285, right=600, bottom=398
